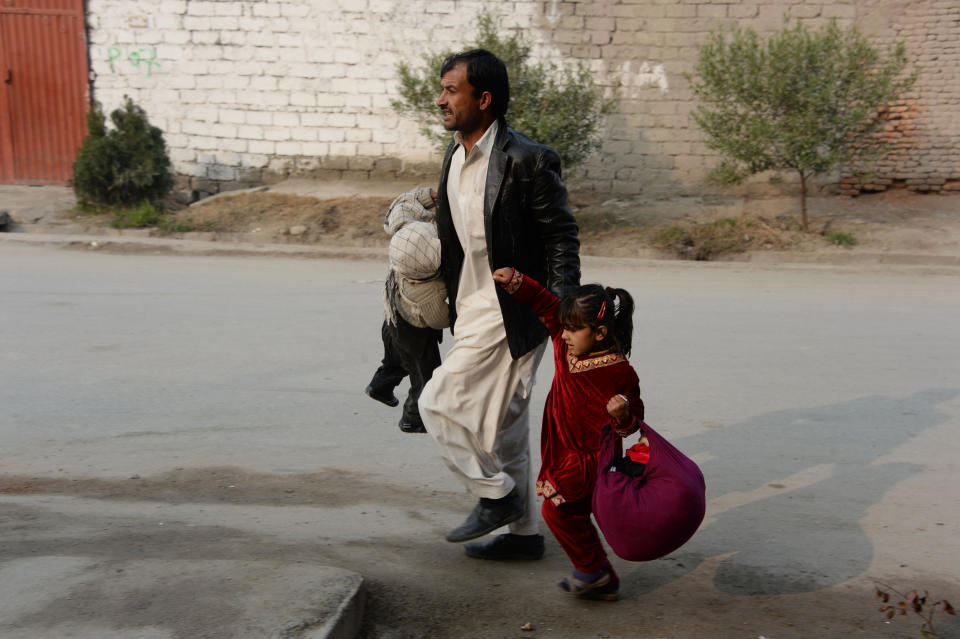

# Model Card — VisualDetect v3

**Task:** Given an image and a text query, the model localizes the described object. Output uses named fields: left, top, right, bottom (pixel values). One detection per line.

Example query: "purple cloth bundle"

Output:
left=593, top=422, right=706, bottom=561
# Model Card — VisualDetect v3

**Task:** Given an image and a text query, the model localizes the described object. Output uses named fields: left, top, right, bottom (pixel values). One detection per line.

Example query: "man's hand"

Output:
left=607, top=394, right=639, bottom=437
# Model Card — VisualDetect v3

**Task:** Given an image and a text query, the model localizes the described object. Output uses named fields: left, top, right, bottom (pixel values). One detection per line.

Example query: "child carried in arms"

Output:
left=365, top=187, right=449, bottom=434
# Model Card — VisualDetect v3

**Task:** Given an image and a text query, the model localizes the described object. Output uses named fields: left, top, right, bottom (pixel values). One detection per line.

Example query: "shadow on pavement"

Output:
left=628, top=387, right=958, bottom=596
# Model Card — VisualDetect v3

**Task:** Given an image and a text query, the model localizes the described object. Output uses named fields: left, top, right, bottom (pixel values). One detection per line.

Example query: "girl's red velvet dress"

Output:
left=510, top=275, right=644, bottom=575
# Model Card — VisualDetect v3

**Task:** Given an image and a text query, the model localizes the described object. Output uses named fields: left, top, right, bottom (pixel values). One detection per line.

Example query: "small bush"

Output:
left=72, top=97, right=174, bottom=208
left=393, top=12, right=615, bottom=170
left=875, top=582, right=955, bottom=638
left=687, top=20, right=915, bottom=229
left=826, top=231, right=857, bottom=247
left=649, top=215, right=800, bottom=260
left=711, top=217, right=742, bottom=230
left=157, top=215, right=203, bottom=234
left=110, top=202, right=161, bottom=228
left=652, top=225, right=694, bottom=249
left=651, top=220, right=745, bottom=260
left=108, top=203, right=205, bottom=233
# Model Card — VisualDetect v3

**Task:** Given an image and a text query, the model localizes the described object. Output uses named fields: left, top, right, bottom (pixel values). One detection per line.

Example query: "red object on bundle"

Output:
left=625, top=441, right=650, bottom=464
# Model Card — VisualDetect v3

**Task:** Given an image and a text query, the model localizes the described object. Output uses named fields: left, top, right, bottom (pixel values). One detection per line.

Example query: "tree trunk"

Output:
left=799, top=172, right=809, bottom=231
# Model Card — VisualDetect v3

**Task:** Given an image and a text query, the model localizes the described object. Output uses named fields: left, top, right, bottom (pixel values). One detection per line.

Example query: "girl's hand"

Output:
left=492, top=267, right=522, bottom=293
left=492, top=268, right=514, bottom=285
left=607, top=394, right=639, bottom=437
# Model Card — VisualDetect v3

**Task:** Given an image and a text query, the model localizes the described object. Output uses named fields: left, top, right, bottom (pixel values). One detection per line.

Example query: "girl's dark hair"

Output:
left=557, top=284, right=635, bottom=357
left=440, top=48, right=510, bottom=120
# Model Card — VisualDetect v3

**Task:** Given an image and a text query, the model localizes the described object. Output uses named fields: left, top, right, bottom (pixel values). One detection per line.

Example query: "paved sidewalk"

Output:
left=1, top=553, right=364, bottom=639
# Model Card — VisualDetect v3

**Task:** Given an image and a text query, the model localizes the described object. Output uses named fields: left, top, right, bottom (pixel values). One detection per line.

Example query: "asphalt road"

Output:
left=2, top=244, right=959, bottom=638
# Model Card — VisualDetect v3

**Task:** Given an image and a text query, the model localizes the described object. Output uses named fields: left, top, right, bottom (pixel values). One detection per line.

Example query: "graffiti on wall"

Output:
left=107, top=47, right=162, bottom=76
left=618, top=60, right=669, bottom=96
left=546, top=0, right=561, bottom=26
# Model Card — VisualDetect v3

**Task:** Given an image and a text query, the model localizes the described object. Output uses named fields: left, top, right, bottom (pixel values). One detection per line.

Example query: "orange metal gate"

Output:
left=0, top=0, right=89, bottom=185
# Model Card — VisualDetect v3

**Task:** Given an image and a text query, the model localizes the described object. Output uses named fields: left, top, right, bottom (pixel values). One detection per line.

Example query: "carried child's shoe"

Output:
left=558, top=565, right=620, bottom=601
left=399, top=417, right=427, bottom=433
left=365, top=384, right=399, bottom=407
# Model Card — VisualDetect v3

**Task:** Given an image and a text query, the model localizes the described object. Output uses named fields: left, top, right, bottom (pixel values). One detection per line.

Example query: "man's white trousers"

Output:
left=420, top=337, right=546, bottom=536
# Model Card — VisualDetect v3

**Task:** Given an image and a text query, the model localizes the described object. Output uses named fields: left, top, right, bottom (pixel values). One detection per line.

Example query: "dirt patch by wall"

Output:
left=159, top=188, right=960, bottom=261
left=173, top=192, right=394, bottom=247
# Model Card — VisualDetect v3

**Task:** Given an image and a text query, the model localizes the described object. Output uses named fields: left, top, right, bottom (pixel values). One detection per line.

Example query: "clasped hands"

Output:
left=492, top=267, right=522, bottom=293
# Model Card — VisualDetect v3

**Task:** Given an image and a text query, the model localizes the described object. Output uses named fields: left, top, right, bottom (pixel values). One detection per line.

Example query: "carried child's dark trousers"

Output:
left=368, top=316, right=441, bottom=429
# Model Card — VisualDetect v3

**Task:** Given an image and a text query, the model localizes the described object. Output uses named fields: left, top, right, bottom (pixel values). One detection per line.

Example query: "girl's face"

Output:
left=561, top=324, right=607, bottom=356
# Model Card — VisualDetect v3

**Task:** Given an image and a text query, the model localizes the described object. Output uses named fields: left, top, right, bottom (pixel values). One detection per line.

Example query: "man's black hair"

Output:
left=440, top=48, right=510, bottom=120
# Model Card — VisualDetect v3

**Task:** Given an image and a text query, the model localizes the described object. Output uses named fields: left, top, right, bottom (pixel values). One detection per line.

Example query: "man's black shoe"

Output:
left=464, top=533, right=545, bottom=560
left=446, top=489, right=524, bottom=543
left=399, top=418, right=427, bottom=433
left=365, top=384, right=399, bottom=407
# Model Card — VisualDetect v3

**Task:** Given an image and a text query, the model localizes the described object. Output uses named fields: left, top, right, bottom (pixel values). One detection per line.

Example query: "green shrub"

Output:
left=652, top=225, right=694, bottom=249
left=157, top=215, right=202, bottom=234
left=711, top=217, right=741, bottom=229
left=826, top=231, right=857, bottom=247
left=688, top=20, right=915, bottom=230
left=110, top=201, right=161, bottom=228
left=72, top=97, right=174, bottom=207
left=108, top=202, right=204, bottom=232
left=392, top=13, right=615, bottom=170
left=649, top=216, right=792, bottom=260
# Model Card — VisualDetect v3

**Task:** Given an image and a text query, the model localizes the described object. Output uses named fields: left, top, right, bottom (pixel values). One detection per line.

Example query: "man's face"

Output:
left=436, top=62, right=487, bottom=134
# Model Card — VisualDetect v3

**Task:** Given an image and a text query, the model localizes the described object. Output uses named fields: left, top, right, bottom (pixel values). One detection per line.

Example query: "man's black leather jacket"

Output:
left=435, top=121, right=581, bottom=359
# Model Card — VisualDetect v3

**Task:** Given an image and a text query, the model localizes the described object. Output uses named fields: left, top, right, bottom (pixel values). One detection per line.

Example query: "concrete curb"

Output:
left=3, top=229, right=960, bottom=273
left=0, top=231, right=388, bottom=261
left=0, top=552, right=366, bottom=639
left=303, top=580, right=366, bottom=639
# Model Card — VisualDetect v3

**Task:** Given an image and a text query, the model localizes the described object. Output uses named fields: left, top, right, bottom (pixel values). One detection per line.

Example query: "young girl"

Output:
left=492, top=266, right=646, bottom=602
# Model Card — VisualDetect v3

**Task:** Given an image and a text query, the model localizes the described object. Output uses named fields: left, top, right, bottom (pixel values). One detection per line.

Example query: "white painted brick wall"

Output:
left=86, top=0, right=959, bottom=196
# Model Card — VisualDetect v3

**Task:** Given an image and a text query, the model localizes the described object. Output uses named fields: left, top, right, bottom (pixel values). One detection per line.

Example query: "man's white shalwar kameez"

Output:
left=419, top=120, right=545, bottom=535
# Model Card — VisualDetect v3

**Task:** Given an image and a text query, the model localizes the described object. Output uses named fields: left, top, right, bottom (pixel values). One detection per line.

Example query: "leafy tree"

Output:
left=688, top=20, right=915, bottom=229
left=392, top=13, right=614, bottom=170
left=72, top=97, right=174, bottom=207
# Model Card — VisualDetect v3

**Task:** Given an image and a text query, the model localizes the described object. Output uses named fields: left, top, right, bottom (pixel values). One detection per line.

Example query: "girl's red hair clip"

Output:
left=597, top=301, right=607, bottom=320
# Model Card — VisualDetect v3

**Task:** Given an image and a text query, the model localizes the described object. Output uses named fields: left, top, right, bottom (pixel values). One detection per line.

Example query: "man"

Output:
left=418, top=49, right=580, bottom=561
